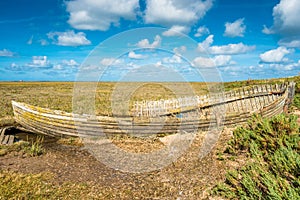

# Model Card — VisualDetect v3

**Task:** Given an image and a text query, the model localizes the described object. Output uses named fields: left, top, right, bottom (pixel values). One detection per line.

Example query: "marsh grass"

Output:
left=293, top=93, right=300, bottom=109
left=290, top=76, right=300, bottom=110
left=0, top=82, right=74, bottom=118
left=211, top=114, right=300, bottom=199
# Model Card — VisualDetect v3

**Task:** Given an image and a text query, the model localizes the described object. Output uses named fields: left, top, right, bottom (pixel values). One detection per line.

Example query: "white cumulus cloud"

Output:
left=194, top=25, right=210, bottom=37
left=145, top=0, right=213, bottom=29
left=264, top=0, right=300, bottom=35
left=65, top=0, right=213, bottom=34
left=198, top=35, right=255, bottom=54
left=279, top=39, right=300, bottom=48
left=262, top=0, right=300, bottom=51
left=162, top=55, right=182, bottom=64
left=62, top=59, right=79, bottom=66
left=259, top=47, right=293, bottom=63
left=136, top=35, right=161, bottom=48
left=210, top=43, right=255, bottom=55
left=268, top=60, right=300, bottom=71
left=6, top=57, right=79, bottom=72
left=162, top=25, right=190, bottom=36
left=0, top=49, right=14, bottom=57
left=193, top=55, right=232, bottom=68
left=173, top=46, right=187, bottom=55
left=47, top=30, right=91, bottom=46
left=53, top=59, right=79, bottom=71
left=31, top=56, right=49, bottom=67
left=53, top=64, right=63, bottom=70
left=128, top=51, right=146, bottom=59
left=100, top=58, right=123, bottom=66
left=262, top=25, right=274, bottom=35
left=224, top=18, right=246, bottom=37
left=198, top=34, right=213, bottom=51
left=9, top=56, right=53, bottom=70
left=66, top=0, right=139, bottom=31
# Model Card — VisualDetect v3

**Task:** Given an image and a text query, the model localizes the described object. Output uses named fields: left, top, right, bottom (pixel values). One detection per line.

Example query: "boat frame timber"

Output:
left=12, top=82, right=295, bottom=138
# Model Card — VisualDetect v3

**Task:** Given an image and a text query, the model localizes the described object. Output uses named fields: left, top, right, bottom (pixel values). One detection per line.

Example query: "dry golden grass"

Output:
left=0, top=82, right=74, bottom=118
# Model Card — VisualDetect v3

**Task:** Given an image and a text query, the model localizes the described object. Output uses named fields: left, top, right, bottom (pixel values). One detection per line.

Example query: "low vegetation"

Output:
left=291, top=76, right=300, bottom=110
left=0, top=136, right=44, bottom=157
left=223, top=77, right=296, bottom=91
left=293, top=92, right=300, bottom=109
left=24, top=136, right=45, bottom=156
left=212, top=114, right=300, bottom=199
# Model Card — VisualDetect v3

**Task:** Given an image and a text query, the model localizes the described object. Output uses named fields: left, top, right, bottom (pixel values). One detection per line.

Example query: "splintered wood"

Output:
left=0, top=127, right=14, bottom=145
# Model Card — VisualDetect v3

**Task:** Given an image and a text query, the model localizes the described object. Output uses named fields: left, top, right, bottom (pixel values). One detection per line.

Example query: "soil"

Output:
left=0, top=126, right=244, bottom=199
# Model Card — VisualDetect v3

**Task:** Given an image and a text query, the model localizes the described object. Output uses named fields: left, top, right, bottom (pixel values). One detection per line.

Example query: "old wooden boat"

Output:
left=12, top=82, right=295, bottom=137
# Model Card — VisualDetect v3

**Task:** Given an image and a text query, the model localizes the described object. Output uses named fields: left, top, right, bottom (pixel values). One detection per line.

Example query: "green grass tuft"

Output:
left=24, top=136, right=44, bottom=156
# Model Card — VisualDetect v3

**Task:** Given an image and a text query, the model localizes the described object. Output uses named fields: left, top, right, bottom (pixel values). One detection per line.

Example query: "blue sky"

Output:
left=0, top=0, right=299, bottom=82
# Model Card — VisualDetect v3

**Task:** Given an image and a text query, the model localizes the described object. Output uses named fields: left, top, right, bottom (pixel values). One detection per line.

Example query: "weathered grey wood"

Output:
left=0, top=127, right=6, bottom=135
left=2, top=135, right=9, bottom=145
left=0, top=128, right=4, bottom=144
left=11, top=82, right=295, bottom=137
left=7, top=135, right=14, bottom=145
left=257, top=86, right=263, bottom=109
left=0, top=127, right=16, bottom=145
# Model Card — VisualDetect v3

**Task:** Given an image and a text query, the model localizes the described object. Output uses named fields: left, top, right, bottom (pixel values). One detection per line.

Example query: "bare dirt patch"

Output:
left=0, top=128, right=244, bottom=199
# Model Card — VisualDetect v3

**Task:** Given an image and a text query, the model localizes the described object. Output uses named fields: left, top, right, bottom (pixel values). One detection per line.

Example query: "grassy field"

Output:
left=0, top=76, right=299, bottom=199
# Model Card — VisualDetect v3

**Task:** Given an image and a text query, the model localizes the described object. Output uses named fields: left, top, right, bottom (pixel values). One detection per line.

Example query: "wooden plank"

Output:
left=0, top=128, right=4, bottom=144
left=8, top=135, right=14, bottom=145
left=0, top=127, right=6, bottom=135
left=0, top=127, right=16, bottom=145
left=2, top=135, right=9, bottom=145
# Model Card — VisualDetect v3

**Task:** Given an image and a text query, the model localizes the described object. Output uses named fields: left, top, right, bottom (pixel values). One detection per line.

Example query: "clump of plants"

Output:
left=212, top=114, right=300, bottom=199
left=24, top=136, right=44, bottom=156
left=0, top=136, right=44, bottom=157
left=292, top=93, right=300, bottom=109
left=291, top=76, right=300, bottom=109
